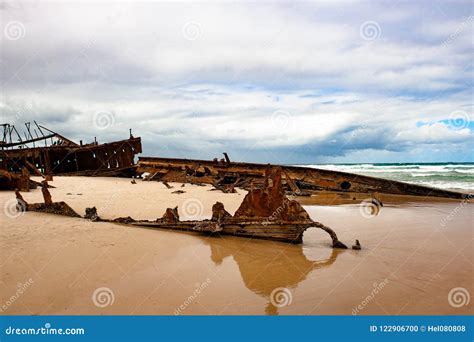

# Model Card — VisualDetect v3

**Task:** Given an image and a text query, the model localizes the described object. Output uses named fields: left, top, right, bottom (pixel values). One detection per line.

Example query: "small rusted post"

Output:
left=223, top=152, right=231, bottom=164
left=41, top=181, right=53, bottom=205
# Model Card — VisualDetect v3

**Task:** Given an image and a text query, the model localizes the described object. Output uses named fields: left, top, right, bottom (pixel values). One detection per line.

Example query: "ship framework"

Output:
left=1, top=122, right=142, bottom=180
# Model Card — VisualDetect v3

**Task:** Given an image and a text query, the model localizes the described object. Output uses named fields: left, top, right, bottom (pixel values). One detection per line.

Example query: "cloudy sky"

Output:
left=1, top=0, right=472, bottom=164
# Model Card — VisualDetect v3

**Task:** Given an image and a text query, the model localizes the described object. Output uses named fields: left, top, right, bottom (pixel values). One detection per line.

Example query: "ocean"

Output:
left=303, top=163, right=474, bottom=192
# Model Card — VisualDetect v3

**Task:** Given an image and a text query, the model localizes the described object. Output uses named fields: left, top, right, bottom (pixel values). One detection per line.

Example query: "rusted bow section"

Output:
left=14, top=167, right=348, bottom=247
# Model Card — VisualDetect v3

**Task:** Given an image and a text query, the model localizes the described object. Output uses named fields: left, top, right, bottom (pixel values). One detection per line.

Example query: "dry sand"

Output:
left=0, top=176, right=472, bottom=315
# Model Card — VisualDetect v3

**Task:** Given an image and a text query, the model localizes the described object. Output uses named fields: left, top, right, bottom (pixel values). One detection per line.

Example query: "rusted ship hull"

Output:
left=118, top=167, right=347, bottom=246
left=16, top=168, right=348, bottom=246
left=1, top=122, right=142, bottom=177
left=2, top=138, right=142, bottom=176
left=137, top=156, right=468, bottom=199
left=129, top=220, right=313, bottom=243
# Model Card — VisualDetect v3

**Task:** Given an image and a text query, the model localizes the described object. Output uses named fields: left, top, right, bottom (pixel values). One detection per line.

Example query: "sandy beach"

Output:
left=0, top=176, right=472, bottom=315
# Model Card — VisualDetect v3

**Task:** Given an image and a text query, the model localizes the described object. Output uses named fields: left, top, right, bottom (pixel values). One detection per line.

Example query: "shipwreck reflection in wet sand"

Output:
left=204, top=236, right=342, bottom=315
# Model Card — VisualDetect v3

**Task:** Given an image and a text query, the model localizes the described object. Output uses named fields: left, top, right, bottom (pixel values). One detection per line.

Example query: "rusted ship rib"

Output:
left=125, top=168, right=345, bottom=245
left=16, top=168, right=348, bottom=246
left=137, top=155, right=468, bottom=199
left=1, top=122, right=142, bottom=178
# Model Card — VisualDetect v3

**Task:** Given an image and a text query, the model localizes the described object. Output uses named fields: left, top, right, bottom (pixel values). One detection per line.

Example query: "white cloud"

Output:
left=0, top=1, right=472, bottom=162
left=396, top=122, right=471, bottom=143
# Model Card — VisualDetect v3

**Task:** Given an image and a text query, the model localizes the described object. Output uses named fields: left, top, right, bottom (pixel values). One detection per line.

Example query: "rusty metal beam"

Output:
left=137, top=156, right=469, bottom=199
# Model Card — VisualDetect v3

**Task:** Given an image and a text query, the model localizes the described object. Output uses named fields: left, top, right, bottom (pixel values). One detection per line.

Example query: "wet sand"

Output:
left=0, top=177, right=472, bottom=315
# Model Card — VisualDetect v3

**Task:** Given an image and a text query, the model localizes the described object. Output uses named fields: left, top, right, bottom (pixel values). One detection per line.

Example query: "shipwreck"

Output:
left=2, top=122, right=468, bottom=199
left=1, top=122, right=142, bottom=181
left=137, top=155, right=469, bottom=199
left=15, top=168, right=349, bottom=246
left=3, top=123, right=471, bottom=246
